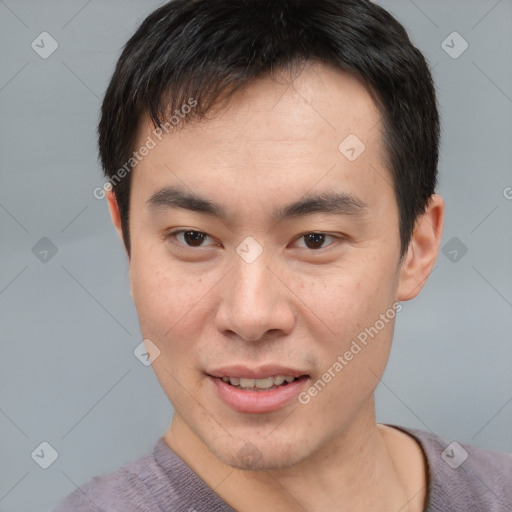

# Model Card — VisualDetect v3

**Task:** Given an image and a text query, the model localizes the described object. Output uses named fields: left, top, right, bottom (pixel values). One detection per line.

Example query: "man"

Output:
left=54, top=0, right=512, bottom=510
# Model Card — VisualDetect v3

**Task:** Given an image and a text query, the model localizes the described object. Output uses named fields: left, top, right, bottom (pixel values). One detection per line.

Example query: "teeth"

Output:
left=273, top=376, right=286, bottom=385
left=223, top=375, right=298, bottom=388
left=254, top=377, right=274, bottom=389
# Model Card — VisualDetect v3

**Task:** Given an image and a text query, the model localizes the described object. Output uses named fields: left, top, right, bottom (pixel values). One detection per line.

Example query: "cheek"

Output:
left=304, top=258, right=398, bottom=336
left=130, top=252, right=211, bottom=346
left=130, top=261, right=215, bottom=404
left=300, top=255, right=399, bottom=399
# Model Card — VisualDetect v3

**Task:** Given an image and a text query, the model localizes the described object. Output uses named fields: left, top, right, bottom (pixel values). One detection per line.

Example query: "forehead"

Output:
left=144, top=62, right=382, bottom=148
left=131, top=62, right=391, bottom=216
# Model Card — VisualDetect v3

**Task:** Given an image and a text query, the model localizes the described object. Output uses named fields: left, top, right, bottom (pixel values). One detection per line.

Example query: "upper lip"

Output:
left=207, top=364, right=309, bottom=379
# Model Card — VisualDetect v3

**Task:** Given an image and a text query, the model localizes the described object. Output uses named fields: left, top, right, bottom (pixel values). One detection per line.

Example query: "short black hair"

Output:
left=98, top=0, right=439, bottom=258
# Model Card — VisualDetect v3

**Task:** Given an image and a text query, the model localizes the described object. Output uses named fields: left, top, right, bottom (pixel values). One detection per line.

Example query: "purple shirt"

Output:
left=53, top=425, right=512, bottom=511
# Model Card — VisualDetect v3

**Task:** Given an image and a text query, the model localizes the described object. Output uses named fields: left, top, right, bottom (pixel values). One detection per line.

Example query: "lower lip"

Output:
left=209, top=376, right=309, bottom=414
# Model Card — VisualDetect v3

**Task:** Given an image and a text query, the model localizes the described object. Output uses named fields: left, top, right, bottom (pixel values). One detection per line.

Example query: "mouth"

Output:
left=215, top=375, right=309, bottom=391
left=207, top=366, right=311, bottom=413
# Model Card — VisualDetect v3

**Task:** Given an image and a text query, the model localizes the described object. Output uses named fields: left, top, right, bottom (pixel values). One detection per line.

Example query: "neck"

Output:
left=164, top=399, right=425, bottom=512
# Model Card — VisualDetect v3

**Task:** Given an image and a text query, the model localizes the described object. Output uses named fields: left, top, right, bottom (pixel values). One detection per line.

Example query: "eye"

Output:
left=167, top=229, right=216, bottom=248
left=166, top=230, right=340, bottom=251
left=294, top=232, right=337, bottom=250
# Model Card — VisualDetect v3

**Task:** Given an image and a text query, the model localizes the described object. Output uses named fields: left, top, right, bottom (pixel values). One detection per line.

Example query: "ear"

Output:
left=106, top=189, right=125, bottom=245
left=397, top=194, right=444, bottom=301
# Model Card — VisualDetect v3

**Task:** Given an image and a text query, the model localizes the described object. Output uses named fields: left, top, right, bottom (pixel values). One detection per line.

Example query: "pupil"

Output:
left=305, top=233, right=325, bottom=249
left=184, top=231, right=205, bottom=246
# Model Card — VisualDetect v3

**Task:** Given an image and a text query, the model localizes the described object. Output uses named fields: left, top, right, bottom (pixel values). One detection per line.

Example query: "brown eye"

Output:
left=168, top=230, right=214, bottom=247
left=182, top=230, right=207, bottom=247
left=303, top=233, right=327, bottom=249
left=293, top=232, right=338, bottom=250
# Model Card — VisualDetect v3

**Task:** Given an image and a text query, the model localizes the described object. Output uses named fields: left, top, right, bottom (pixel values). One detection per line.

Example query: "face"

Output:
left=117, top=63, right=413, bottom=470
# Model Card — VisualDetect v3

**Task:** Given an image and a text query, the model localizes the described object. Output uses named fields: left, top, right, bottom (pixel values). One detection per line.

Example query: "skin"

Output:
left=107, top=62, right=444, bottom=511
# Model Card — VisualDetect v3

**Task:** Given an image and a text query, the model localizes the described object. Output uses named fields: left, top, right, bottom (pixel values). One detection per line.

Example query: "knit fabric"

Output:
left=53, top=425, right=512, bottom=511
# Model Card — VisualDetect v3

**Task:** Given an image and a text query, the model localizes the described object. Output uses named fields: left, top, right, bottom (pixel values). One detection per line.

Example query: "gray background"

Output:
left=0, top=0, right=511, bottom=510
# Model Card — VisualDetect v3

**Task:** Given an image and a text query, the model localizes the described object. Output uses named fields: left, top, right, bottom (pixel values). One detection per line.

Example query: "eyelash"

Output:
left=166, top=229, right=340, bottom=251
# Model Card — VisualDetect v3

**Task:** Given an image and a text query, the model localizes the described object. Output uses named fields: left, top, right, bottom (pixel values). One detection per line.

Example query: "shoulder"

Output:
left=391, top=425, right=512, bottom=512
left=52, top=452, right=161, bottom=512
left=52, top=438, right=236, bottom=512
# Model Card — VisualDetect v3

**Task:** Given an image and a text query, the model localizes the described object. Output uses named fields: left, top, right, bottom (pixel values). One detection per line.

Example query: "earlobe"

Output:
left=397, top=194, right=445, bottom=301
left=106, top=189, right=125, bottom=243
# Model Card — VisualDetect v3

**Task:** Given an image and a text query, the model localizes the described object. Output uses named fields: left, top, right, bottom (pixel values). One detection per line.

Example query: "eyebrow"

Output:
left=146, top=185, right=368, bottom=222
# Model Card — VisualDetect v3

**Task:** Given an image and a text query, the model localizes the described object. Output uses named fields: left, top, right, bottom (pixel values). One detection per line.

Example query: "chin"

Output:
left=206, top=430, right=309, bottom=471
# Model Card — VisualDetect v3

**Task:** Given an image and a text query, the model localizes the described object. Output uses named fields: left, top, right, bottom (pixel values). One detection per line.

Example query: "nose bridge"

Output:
left=216, top=249, right=294, bottom=341
left=235, top=255, right=273, bottom=309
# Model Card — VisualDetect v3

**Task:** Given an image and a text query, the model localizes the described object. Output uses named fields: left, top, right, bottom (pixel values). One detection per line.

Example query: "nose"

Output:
left=215, top=252, right=296, bottom=342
